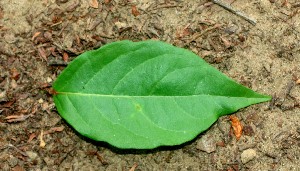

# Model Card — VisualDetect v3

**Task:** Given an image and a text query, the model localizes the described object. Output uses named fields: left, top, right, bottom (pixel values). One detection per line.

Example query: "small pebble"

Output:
left=46, top=77, right=52, bottom=83
left=241, top=148, right=257, bottom=164
left=196, top=134, right=216, bottom=153
left=38, top=98, right=44, bottom=104
left=26, top=151, right=38, bottom=161
left=115, top=21, right=127, bottom=29
left=0, top=91, right=7, bottom=102
left=11, top=79, right=18, bottom=89
left=8, top=155, right=18, bottom=167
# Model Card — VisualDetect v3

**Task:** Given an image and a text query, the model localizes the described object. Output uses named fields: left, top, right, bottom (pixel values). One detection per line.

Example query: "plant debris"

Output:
left=229, top=115, right=243, bottom=140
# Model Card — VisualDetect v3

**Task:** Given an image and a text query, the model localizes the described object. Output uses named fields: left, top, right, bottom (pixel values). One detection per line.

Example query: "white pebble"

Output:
left=241, top=149, right=257, bottom=164
left=196, top=134, right=216, bottom=153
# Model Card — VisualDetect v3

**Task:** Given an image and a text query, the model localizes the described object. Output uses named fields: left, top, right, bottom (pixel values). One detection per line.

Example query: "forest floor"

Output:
left=0, top=0, right=300, bottom=170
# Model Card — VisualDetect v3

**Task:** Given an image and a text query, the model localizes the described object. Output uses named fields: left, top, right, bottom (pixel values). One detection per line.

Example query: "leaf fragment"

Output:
left=63, top=52, right=69, bottom=62
left=44, top=126, right=65, bottom=134
left=90, top=0, right=99, bottom=8
left=27, top=133, right=37, bottom=143
left=131, top=5, right=140, bottom=17
left=229, top=115, right=243, bottom=140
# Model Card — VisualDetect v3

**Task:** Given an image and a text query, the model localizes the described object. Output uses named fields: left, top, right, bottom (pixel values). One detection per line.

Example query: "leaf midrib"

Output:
left=55, top=92, right=270, bottom=99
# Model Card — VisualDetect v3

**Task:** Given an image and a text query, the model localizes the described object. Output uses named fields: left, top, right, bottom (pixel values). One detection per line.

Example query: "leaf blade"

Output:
left=53, top=40, right=271, bottom=149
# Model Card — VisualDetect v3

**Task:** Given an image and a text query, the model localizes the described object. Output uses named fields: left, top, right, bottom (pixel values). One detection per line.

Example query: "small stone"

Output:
left=241, top=149, right=257, bottom=164
left=263, top=63, right=271, bottom=73
left=0, top=91, right=7, bottom=102
left=43, top=156, right=54, bottom=166
left=46, top=77, right=52, bottom=83
left=115, top=21, right=127, bottom=29
left=8, top=155, right=18, bottom=167
left=38, top=98, right=44, bottom=104
left=4, top=33, right=17, bottom=44
left=196, top=134, right=216, bottom=153
left=26, top=151, right=38, bottom=161
left=11, top=79, right=18, bottom=89
left=42, top=102, right=49, bottom=111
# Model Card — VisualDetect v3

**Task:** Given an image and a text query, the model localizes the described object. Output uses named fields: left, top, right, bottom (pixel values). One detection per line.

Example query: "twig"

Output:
left=185, top=24, right=223, bottom=46
left=5, top=114, right=32, bottom=122
left=58, top=21, right=69, bottom=36
left=48, top=58, right=69, bottom=66
left=149, top=4, right=183, bottom=11
left=129, top=163, right=138, bottom=171
left=50, top=21, right=63, bottom=27
left=6, top=144, right=28, bottom=157
left=212, top=0, right=257, bottom=25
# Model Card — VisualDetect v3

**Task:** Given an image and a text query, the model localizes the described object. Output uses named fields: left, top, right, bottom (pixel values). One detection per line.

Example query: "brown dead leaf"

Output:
left=32, top=32, right=41, bottom=41
left=44, top=126, right=65, bottom=135
left=11, top=165, right=25, bottom=171
left=63, top=52, right=69, bottom=62
left=176, top=27, right=191, bottom=38
left=2, top=100, right=15, bottom=108
left=39, top=130, right=46, bottom=148
left=51, top=126, right=65, bottom=132
left=104, top=0, right=111, bottom=4
left=229, top=115, right=243, bottom=140
left=131, top=5, right=140, bottom=17
left=90, top=0, right=99, bottom=8
left=5, top=114, right=31, bottom=122
left=216, top=141, right=225, bottom=147
left=27, top=133, right=37, bottom=143
left=66, top=1, right=80, bottom=12
left=282, top=0, right=290, bottom=7
left=47, top=87, right=57, bottom=95
left=238, top=34, right=246, bottom=42
left=226, top=167, right=235, bottom=171
left=38, top=47, right=47, bottom=61
left=10, top=68, right=20, bottom=80
left=44, top=31, right=52, bottom=40
left=201, top=50, right=213, bottom=57
left=95, top=152, right=108, bottom=165
left=0, top=8, right=3, bottom=20
left=39, top=82, right=51, bottom=88
left=220, top=36, right=231, bottom=48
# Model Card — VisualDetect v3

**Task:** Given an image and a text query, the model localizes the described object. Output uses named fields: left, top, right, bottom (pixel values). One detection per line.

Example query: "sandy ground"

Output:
left=0, top=0, right=299, bottom=170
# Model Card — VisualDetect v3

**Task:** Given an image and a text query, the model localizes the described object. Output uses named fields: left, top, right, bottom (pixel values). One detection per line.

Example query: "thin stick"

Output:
left=6, top=144, right=28, bottom=157
left=212, top=0, right=257, bottom=25
left=149, top=4, right=183, bottom=11
left=48, top=59, right=69, bottom=66
left=185, top=24, right=223, bottom=46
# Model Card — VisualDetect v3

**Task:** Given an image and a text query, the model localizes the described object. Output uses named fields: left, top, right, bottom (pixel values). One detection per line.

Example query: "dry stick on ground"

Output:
left=5, top=144, right=28, bottom=157
left=185, top=24, right=223, bottom=46
left=211, top=0, right=257, bottom=25
left=149, top=4, right=183, bottom=11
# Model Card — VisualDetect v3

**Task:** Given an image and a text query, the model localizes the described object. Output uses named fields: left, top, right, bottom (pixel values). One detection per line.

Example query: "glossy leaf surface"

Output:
left=53, top=40, right=271, bottom=149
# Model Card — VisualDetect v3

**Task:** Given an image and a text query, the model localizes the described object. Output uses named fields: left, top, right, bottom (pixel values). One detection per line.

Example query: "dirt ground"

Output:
left=1, top=0, right=300, bottom=170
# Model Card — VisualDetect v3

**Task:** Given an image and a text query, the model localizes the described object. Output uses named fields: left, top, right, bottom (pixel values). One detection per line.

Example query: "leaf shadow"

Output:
left=81, top=134, right=203, bottom=155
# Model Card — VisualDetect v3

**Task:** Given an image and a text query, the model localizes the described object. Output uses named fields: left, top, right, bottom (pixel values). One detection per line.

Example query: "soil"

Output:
left=1, top=0, right=299, bottom=170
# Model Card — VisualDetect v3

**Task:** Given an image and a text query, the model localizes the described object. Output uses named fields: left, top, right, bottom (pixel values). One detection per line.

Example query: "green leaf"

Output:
left=53, top=40, right=271, bottom=149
